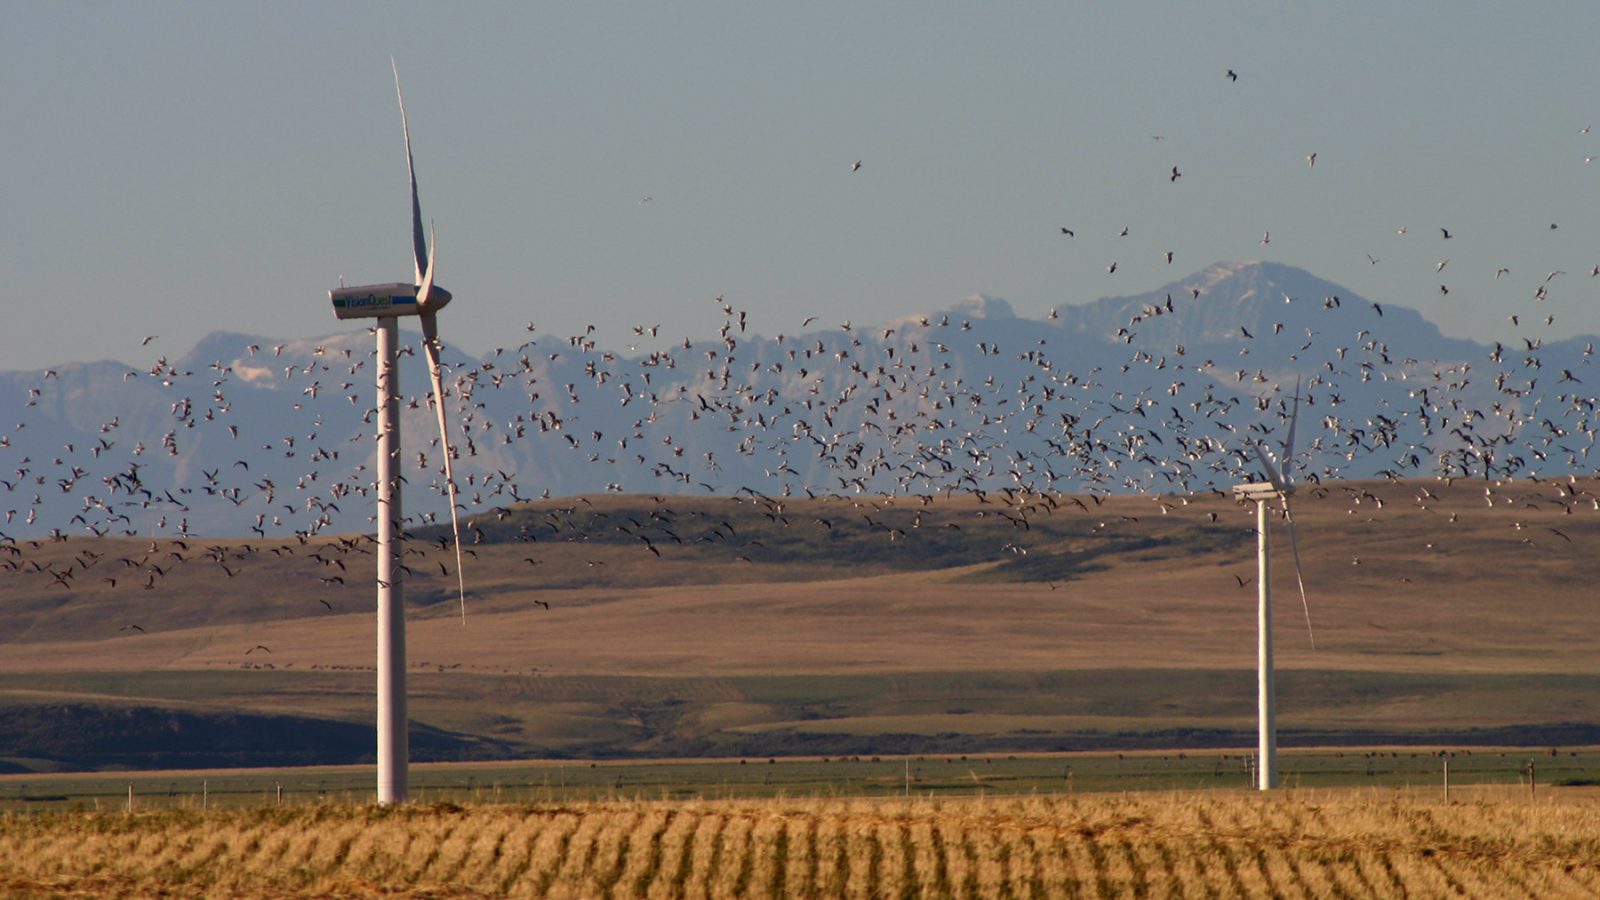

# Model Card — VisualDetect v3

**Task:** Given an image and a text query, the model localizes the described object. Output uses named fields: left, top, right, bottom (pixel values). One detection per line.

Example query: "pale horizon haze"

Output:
left=5, top=1, right=1599, bottom=371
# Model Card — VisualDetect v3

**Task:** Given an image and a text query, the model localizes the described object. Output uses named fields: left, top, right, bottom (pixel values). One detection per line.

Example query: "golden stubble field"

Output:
left=3, top=789, right=1599, bottom=898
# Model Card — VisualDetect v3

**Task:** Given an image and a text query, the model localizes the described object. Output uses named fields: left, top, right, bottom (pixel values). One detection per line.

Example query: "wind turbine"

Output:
left=328, top=60, right=466, bottom=805
left=1231, top=380, right=1313, bottom=790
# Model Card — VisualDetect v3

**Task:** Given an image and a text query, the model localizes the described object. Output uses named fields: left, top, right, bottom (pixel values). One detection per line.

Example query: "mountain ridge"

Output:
left=1, top=261, right=1593, bottom=537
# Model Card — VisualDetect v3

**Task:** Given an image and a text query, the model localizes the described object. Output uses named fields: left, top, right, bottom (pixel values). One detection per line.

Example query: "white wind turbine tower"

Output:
left=1232, top=380, right=1313, bottom=791
left=328, top=60, right=467, bottom=805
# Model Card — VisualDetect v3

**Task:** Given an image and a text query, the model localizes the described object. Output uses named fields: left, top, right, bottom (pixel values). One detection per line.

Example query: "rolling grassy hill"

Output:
left=1, top=477, right=1597, bottom=770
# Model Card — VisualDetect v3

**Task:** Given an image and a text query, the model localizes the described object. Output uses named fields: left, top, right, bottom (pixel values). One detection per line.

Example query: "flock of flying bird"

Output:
left=2, top=67, right=1599, bottom=655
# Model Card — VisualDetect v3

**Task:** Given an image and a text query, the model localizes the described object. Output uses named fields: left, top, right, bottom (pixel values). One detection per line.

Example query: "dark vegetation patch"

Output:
left=418, top=494, right=1250, bottom=587
left=7, top=669, right=1600, bottom=771
left=538, top=723, right=1600, bottom=761
left=0, top=703, right=516, bottom=772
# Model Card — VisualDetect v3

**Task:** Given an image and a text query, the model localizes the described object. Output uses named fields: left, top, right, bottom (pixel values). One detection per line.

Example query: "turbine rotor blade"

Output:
left=1282, top=376, right=1302, bottom=483
left=421, top=314, right=467, bottom=623
left=1282, top=496, right=1315, bottom=650
left=1251, top=442, right=1289, bottom=496
left=393, top=57, right=428, bottom=285
left=416, top=222, right=436, bottom=310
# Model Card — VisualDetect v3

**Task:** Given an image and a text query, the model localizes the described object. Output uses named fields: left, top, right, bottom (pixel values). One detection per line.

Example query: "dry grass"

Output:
left=3, top=479, right=1599, bottom=681
left=3, top=479, right=1599, bottom=767
left=3, top=789, right=1599, bottom=897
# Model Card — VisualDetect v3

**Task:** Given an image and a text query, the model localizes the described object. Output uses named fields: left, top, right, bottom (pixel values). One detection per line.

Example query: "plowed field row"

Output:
left=3, top=791, right=1598, bottom=897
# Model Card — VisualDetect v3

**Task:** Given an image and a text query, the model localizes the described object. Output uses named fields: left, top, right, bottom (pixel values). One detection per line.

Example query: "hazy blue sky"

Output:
left=6, top=1, right=1598, bottom=370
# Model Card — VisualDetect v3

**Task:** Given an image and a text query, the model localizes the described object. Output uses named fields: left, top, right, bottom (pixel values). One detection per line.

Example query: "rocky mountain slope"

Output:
left=0, top=262, right=1592, bottom=537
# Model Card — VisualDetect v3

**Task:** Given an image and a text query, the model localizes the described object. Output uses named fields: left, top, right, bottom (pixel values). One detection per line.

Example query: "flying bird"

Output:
left=851, top=160, right=862, bottom=172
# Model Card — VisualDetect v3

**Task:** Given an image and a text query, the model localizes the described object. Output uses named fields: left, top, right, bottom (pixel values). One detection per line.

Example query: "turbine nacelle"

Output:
left=330, top=282, right=453, bottom=320
left=1232, top=481, right=1290, bottom=502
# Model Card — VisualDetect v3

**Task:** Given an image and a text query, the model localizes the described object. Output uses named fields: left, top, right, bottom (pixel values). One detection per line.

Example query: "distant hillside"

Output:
left=0, top=261, right=1594, bottom=540
left=1, top=477, right=1597, bottom=771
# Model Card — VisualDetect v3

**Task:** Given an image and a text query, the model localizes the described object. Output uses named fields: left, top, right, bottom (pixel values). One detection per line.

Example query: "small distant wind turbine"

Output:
left=1231, top=379, right=1313, bottom=791
left=328, top=59, right=467, bottom=805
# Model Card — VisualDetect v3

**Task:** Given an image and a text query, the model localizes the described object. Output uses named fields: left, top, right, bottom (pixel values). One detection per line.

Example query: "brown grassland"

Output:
left=2, top=478, right=1599, bottom=767
left=4, top=478, right=1598, bottom=681
left=3, top=788, right=1600, bottom=897
left=3, top=478, right=1596, bottom=678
